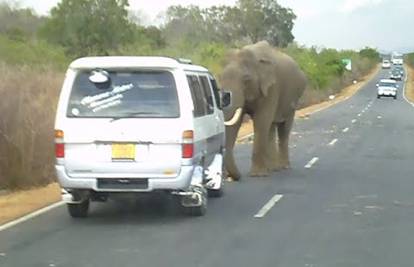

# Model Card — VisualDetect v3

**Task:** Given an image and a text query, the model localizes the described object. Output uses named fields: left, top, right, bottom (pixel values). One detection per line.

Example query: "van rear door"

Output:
left=61, top=69, right=183, bottom=178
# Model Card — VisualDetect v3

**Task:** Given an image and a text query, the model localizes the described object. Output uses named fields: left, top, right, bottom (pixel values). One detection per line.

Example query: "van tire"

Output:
left=208, top=187, right=224, bottom=198
left=184, top=202, right=207, bottom=217
left=183, top=193, right=207, bottom=217
left=67, top=200, right=90, bottom=218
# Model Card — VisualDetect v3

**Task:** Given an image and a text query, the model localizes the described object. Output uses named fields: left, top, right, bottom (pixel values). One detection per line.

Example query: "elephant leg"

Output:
left=250, top=114, right=272, bottom=177
left=268, top=123, right=280, bottom=171
left=224, top=118, right=243, bottom=181
left=277, top=113, right=295, bottom=169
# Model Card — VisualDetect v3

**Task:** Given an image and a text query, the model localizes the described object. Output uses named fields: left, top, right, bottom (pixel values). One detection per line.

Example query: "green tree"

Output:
left=262, top=0, right=296, bottom=47
left=163, top=5, right=207, bottom=46
left=39, top=0, right=133, bottom=56
left=359, top=47, right=380, bottom=62
left=236, top=0, right=296, bottom=46
left=0, top=2, right=45, bottom=39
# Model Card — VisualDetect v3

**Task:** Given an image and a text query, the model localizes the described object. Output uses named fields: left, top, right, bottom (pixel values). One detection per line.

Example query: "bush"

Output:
left=0, top=64, right=63, bottom=189
left=405, top=53, right=414, bottom=67
left=0, top=34, right=69, bottom=69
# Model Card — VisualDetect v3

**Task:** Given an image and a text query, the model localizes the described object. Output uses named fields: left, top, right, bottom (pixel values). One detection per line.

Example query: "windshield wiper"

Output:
left=109, top=111, right=161, bottom=122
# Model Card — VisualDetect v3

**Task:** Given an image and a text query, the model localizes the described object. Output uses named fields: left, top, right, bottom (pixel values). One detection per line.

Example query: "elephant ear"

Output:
left=237, top=49, right=262, bottom=101
left=257, top=57, right=276, bottom=97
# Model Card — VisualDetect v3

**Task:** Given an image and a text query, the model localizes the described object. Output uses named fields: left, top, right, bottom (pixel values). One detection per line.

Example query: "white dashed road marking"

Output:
left=357, top=113, right=362, bottom=117
left=305, top=157, right=319, bottom=169
left=328, top=139, right=338, bottom=146
left=254, top=194, right=284, bottom=218
left=342, top=127, right=349, bottom=133
left=352, top=119, right=357, bottom=123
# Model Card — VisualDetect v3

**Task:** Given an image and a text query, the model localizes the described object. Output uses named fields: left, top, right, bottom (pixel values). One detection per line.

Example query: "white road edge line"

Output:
left=402, top=65, right=414, bottom=107
left=328, top=139, right=338, bottom=146
left=305, top=157, right=319, bottom=169
left=254, top=194, right=283, bottom=218
left=352, top=119, right=357, bottom=123
left=0, top=201, right=65, bottom=232
left=342, top=127, right=350, bottom=133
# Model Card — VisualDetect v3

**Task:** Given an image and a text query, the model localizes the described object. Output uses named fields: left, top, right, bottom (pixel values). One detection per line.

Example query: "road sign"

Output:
left=342, top=59, right=352, bottom=71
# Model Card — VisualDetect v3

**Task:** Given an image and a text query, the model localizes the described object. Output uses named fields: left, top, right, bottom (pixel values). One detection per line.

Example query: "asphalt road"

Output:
left=1, top=67, right=414, bottom=267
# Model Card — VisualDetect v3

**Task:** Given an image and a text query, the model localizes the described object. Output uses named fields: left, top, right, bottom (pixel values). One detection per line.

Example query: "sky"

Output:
left=10, top=0, right=414, bottom=52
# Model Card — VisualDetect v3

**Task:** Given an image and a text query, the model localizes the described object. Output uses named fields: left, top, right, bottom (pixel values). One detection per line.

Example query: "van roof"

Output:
left=69, top=56, right=209, bottom=72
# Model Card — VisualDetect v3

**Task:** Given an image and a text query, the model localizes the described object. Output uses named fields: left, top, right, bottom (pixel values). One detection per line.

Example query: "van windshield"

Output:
left=379, top=81, right=396, bottom=87
left=67, top=70, right=180, bottom=118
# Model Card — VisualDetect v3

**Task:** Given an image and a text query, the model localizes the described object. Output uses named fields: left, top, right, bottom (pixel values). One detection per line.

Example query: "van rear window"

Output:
left=67, top=70, right=179, bottom=118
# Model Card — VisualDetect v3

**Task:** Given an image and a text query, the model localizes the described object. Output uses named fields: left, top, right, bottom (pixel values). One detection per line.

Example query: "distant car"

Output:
left=390, top=69, right=403, bottom=81
left=382, top=60, right=391, bottom=69
left=377, top=79, right=398, bottom=99
left=395, top=66, right=404, bottom=75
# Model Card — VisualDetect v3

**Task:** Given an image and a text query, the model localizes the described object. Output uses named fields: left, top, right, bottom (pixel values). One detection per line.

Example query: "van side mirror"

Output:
left=221, top=91, right=232, bottom=108
left=376, top=84, right=379, bottom=87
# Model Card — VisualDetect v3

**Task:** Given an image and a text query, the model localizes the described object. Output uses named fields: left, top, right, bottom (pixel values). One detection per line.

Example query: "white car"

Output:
left=382, top=60, right=391, bottom=69
left=55, top=57, right=230, bottom=217
left=377, top=79, right=398, bottom=99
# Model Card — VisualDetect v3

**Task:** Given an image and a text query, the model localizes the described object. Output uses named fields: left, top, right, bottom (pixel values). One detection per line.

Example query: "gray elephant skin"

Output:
left=220, top=41, right=307, bottom=180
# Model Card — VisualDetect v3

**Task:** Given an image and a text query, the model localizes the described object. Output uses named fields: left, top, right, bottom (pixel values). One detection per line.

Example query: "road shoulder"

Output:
left=404, top=64, right=414, bottom=103
left=0, top=183, right=61, bottom=225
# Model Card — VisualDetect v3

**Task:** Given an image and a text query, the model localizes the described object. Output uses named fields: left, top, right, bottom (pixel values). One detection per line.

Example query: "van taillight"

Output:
left=55, top=130, right=64, bottom=158
left=182, top=130, right=194, bottom=159
left=55, top=143, right=65, bottom=158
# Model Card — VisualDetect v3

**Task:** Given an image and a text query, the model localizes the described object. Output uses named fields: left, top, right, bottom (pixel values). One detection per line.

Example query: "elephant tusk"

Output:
left=224, top=108, right=243, bottom=126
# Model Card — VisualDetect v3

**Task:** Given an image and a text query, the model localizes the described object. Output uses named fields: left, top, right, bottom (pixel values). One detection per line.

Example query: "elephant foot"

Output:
left=250, top=167, right=270, bottom=177
left=272, top=159, right=290, bottom=171
left=225, top=169, right=241, bottom=182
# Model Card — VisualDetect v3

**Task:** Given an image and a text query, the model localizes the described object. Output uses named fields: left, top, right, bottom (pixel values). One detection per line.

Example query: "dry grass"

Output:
left=0, top=63, right=63, bottom=189
left=405, top=64, right=414, bottom=102
left=237, top=64, right=380, bottom=141
left=0, top=183, right=61, bottom=224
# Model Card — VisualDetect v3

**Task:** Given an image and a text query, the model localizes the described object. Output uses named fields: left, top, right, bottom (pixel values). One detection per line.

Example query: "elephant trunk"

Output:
left=224, top=112, right=243, bottom=181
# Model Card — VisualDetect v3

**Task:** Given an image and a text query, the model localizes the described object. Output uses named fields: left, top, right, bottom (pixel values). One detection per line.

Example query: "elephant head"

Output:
left=219, top=42, right=276, bottom=180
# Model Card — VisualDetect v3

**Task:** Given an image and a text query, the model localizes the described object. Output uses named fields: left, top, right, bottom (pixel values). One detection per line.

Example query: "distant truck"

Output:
left=392, top=54, right=403, bottom=65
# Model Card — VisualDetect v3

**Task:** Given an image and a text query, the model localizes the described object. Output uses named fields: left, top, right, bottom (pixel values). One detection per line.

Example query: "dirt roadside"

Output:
left=0, top=64, right=380, bottom=226
left=404, top=64, right=414, bottom=102
left=0, top=183, right=61, bottom=225
left=237, top=64, right=381, bottom=141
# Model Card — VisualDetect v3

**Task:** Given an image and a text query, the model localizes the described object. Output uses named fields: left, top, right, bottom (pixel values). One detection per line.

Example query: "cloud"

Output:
left=341, top=0, right=383, bottom=13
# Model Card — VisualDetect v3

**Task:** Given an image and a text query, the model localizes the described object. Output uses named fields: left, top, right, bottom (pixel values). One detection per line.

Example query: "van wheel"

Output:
left=208, top=187, right=224, bottom=198
left=183, top=196, right=207, bottom=217
left=67, top=200, right=90, bottom=218
left=394, top=96, right=397, bottom=100
left=182, top=188, right=207, bottom=217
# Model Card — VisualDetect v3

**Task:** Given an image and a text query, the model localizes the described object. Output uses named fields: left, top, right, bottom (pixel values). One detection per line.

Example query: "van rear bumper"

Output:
left=55, top=165, right=194, bottom=192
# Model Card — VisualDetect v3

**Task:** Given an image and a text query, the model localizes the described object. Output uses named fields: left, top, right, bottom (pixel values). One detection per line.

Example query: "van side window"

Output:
left=209, top=76, right=221, bottom=109
left=199, top=76, right=215, bottom=114
left=187, top=75, right=206, bottom=117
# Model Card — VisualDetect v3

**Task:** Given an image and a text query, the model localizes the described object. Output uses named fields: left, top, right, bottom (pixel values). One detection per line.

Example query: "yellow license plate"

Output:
left=111, top=144, right=136, bottom=160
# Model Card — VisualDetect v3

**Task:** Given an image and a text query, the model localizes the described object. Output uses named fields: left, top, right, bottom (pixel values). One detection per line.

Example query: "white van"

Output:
left=54, top=57, right=230, bottom=217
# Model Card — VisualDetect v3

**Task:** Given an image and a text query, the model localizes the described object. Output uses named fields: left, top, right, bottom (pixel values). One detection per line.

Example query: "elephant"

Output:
left=219, top=41, right=307, bottom=180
